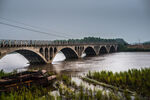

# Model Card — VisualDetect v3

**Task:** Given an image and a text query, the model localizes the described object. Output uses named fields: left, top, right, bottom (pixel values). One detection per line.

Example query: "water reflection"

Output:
left=52, top=51, right=66, bottom=63
left=0, top=52, right=150, bottom=75
left=0, top=52, right=29, bottom=72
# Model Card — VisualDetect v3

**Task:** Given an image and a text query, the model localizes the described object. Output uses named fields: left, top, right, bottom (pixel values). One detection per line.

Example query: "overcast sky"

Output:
left=0, top=0, right=150, bottom=43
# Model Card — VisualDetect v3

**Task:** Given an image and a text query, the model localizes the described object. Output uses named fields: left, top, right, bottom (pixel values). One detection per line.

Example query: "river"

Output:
left=0, top=52, right=150, bottom=75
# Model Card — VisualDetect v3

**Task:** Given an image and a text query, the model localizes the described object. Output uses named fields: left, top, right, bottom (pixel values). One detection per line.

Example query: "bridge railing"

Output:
left=0, top=39, right=118, bottom=48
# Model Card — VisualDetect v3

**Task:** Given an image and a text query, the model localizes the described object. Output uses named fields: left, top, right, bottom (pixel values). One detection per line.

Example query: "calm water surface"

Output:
left=31, top=52, right=150, bottom=76
left=1, top=52, right=150, bottom=75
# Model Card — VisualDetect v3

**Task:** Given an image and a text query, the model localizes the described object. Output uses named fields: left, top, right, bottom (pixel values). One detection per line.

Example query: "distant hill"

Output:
left=115, top=38, right=128, bottom=45
left=143, top=41, right=150, bottom=45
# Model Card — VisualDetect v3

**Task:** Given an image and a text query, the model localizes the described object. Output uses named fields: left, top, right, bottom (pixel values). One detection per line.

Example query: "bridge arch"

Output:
left=109, top=46, right=116, bottom=53
left=0, top=49, right=47, bottom=64
left=52, top=47, right=78, bottom=61
left=60, top=47, right=78, bottom=59
left=84, top=46, right=96, bottom=57
left=99, top=46, right=108, bottom=55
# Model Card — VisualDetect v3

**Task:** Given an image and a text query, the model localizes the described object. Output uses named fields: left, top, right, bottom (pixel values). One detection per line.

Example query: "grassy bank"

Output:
left=118, top=45, right=150, bottom=52
left=0, top=73, right=141, bottom=100
left=87, top=68, right=150, bottom=98
left=55, top=75, right=140, bottom=100
left=121, top=48, right=150, bottom=52
left=1, top=82, right=139, bottom=100
left=0, top=69, right=145, bottom=100
left=0, top=86, right=49, bottom=100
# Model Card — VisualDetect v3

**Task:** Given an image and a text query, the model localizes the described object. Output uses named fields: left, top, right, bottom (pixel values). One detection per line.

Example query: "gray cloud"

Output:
left=0, top=0, right=150, bottom=43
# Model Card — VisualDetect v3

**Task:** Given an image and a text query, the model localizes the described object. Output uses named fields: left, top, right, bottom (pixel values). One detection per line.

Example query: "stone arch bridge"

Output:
left=0, top=40, right=118, bottom=64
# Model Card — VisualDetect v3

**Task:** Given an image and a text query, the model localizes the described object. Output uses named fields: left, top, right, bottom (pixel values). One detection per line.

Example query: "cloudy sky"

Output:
left=0, top=0, right=150, bottom=43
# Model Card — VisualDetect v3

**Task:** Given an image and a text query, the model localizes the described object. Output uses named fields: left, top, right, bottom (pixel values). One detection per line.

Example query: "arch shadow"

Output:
left=99, top=46, right=108, bottom=55
left=50, top=47, right=53, bottom=60
left=45, top=48, right=48, bottom=61
left=84, top=47, right=96, bottom=57
left=16, top=49, right=46, bottom=64
left=60, top=47, right=78, bottom=59
left=109, top=46, right=116, bottom=53
left=39, top=48, right=44, bottom=56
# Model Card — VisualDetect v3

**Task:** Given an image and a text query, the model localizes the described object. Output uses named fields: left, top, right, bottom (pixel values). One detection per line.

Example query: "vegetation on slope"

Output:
left=143, top=41, right=150, bottom=45
left=54, top=37, right=128, bottom=45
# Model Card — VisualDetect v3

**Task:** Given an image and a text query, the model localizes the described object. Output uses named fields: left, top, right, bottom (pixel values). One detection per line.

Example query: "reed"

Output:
left=87, top=68, right=150, bottom=98
left=0, top=86, right=46, bottom=100
left=0, top=70, right=143, bottom=100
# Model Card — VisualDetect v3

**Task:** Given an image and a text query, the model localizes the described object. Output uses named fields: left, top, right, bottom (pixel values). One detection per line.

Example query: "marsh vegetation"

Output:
left=87, top=68, right=150, bottom=98
left=0, top=69, right=146, bottom=100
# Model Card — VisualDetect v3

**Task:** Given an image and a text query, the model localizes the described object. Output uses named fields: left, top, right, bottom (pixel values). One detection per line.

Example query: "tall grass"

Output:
left=87, top=68, right=150, bottom=97
left=57, top=82, right=140, bottom=100
left=0, top=86, right=48, bottom=100
left=0, top=70, right=142, bottom=100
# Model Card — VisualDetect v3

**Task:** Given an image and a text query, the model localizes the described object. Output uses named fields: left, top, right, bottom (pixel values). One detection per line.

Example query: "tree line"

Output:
left=54, top=37, right=128, bottom=45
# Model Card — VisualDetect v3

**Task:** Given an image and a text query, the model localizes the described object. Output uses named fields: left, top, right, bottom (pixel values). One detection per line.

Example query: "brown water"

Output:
left=1, top=52, right=150, bottom=92
left=29, top=52, right=150, bottom=76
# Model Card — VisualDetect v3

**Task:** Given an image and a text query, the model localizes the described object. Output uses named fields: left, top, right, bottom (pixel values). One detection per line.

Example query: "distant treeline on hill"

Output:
left=54, top=37, right=128, bottom=45
left=143, top=41, right=150, bottom=45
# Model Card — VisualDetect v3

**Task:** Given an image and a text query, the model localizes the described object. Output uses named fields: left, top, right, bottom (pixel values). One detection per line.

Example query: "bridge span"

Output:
left=0, top=40, right=118, bottom=64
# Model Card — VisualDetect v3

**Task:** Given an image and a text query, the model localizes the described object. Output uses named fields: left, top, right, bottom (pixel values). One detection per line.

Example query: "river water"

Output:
left=0, top=52, right=150, bottom=75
